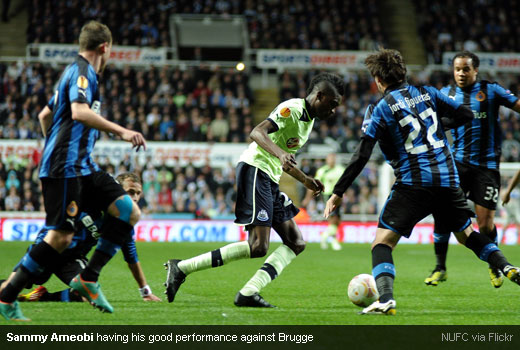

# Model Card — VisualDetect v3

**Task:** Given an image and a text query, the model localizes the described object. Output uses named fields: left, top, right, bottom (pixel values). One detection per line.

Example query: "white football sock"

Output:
left=178, top=241, right=250, bottom=275
left=239, top=244, right=296, bottom=296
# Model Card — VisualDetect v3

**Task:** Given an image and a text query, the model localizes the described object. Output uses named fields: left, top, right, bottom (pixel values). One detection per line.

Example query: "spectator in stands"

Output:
left=4, top=186, right=20, bottom=211
left=208, top=108, right=229, bottom=142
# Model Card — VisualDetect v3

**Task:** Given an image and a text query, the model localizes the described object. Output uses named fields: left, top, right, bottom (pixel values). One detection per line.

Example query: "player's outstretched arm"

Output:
left=71, top=102, right=146, bottom=151
left=324, top=194, right=342, bottom=219
left=502, top=170, right=520, bottom=205
left=284, top=166, right=324, bottom=196
left=127, top=262, right=161, bottom=301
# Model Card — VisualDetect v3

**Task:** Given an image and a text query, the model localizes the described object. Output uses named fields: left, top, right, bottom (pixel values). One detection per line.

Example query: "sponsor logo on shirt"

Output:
left=280, top=107, right=291, bottom=118
left=286, top=137, right=299, bottom=148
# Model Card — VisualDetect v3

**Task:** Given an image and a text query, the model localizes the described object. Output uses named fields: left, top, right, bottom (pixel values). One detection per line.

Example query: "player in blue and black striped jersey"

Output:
left=0, top=21, right=146, bottom=321
left=324, top=49, right=520, bottom=315
left=0, top=173, right=160, bottom=303
left=425, top=51, right=520, bottom=289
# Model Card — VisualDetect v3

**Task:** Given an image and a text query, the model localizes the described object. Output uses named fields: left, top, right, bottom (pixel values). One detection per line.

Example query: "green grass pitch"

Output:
left=1, top=241, right=519, bottom=325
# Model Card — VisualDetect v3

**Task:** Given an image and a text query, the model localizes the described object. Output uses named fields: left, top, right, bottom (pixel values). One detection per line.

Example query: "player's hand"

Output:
left=121, top=130, right=147, bottom=152
left=324, top=194, right=342, bottom=218
left=279, top=152, right=297, bottom=171
left=304, top=177, right=324, bottom=196
left=502, top=191, right=511, bottom=205
left=143, top=293, right=161, bottom=302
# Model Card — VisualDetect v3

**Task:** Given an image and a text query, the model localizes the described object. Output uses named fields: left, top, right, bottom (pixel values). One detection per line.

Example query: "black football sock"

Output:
left=0, top=241, right=60, bottom=303
left=372, top=244, right=395, bottom=303
left=465, top=231, right=509, bottom=270
left=81, top=250, right=112, bottom=282
left=486, top=226, right=498, bottom=245
left=434, top=242, right=449, bottom=271
left=80, top=237, right=121, bottom=282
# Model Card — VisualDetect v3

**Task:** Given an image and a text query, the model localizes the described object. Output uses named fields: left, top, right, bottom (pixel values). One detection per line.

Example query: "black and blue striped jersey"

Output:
left=440, top=81, right=518, bottom=170
left=39, top=55, right=101, bottom=178
left=362, top=83, right=464, bottom=188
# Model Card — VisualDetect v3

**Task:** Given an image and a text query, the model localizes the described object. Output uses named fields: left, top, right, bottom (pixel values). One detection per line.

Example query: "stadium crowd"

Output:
left=0, top=61, right=254, bottom=143
left=2, top=60, right=520, bottom=218
left=27, top=0, right=387, bottom=51
left=415, top=0, right=520, bottom=64
left=1, top=0, right=519, bottom=220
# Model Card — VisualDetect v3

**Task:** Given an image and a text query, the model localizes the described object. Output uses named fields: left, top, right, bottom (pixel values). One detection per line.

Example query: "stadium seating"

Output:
left=414, top=0, right=520, bottom=63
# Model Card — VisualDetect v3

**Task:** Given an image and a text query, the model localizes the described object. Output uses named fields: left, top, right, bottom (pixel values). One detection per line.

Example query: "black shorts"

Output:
left=234, top=162, right=299, bottom=228
left=457, top=161, right=500, bottom=210
left=41, top=171, right=126, bottom=231
left=379, top=184, right=474, bottom=238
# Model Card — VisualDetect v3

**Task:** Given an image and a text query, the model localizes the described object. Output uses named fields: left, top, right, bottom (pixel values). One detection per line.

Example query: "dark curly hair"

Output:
left=452, top=51, right=480, bottom=69
left=364, top=49, right=407, bottom=86
left=306, top=72, right=345, bottom=96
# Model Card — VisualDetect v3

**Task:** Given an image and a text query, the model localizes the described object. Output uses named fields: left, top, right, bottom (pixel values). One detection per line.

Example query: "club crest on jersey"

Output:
left=286, top=137, right=299, bottom=148
left=280, top=107, right=291, bottom=118
left=66, top=201, right=79, bottom=217
left=475, top=91, right=486, bottom=102
left=257, top=209, right=269, bottom=222
left=77, top=76, right=89, bottom=90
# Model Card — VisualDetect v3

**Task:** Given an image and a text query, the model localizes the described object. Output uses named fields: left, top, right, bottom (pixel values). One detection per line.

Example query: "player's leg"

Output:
left=325, top=213, right=342, bottom=250
left=424, top=222, right=449, bottom=286
left=469, top=166, right=503, bottom=287
left=475, top=203, right=502, bottom=287
left=70, top=172, right=136, bottom=313
left=165, top=162, right=270, bottom=303
left=234, top=187, right=300, bottom=308
left=235, top=219, right=304, bottom=308
left=359, top=228, right=399, bottom=315
left=453, top=224, right=520, bottom=286
left=361, top=185, right=434, bottom=315
left=164, top=239, right=253, bottom=303
left=0, top=177, right=79, bottom=321
left=164, top=228, right=265, bottom=303
left=37, top=258, right=87, bottom=303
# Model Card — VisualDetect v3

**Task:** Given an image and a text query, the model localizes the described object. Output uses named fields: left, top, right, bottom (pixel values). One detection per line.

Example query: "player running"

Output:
left=325, top=49, right=520, bottom=315
left=165, top=73, right=344, bottom=307
left=425, top=51, right=520, bottom=288
left=0, top=21, right=146, bottom=321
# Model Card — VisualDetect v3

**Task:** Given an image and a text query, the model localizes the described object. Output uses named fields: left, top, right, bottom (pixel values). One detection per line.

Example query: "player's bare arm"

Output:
left=502, top=170, right=520, bottom=205
left=284, top=166, right=324, bottom=196
left=71, top=102, right=146, bottom=150
left=38, top=106, right=53, bottom=137
left=127, top=262, right=161, bottom=301
left=513, top=99, right=520, bottom=113
left=250, top=119, right=297, bottom=171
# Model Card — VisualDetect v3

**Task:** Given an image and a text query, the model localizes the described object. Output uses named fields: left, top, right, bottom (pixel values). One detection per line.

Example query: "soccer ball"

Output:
left=347, top=273, right=379, bottom=307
